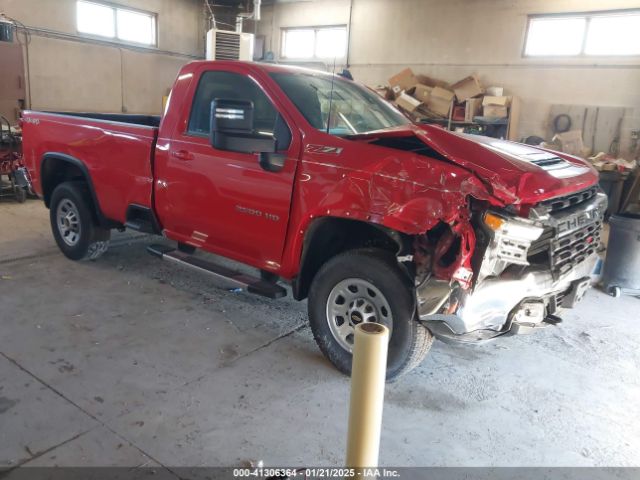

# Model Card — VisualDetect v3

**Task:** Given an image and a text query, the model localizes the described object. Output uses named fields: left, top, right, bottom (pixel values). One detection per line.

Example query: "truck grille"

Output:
left=528, top=190, right=603, bottom=278
left=539, top=186, right=599, bottom=213
left=550, top=221, right=601, bottom=276
left=528, top=220, right=601, bottom=277
left=527, top=227, right=555, bottom=257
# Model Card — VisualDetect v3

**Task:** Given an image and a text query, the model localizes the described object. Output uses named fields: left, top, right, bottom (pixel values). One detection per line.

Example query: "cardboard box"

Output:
left=388, top=68, right=418, bottom=97
left=483, top=105, right=508, bottom=118
left=465, top=97, right=482, bottom=122
left=486, top=86, right=504, bottom=97
left=507, top=96, right=521, bottom=141
left=395, top=92, right=422, bottom=113
left=452, top=105, right=466, bottom=122
left=552, top=130, right=585, bottom=157
left=426, top=86, right=454, bottom=117
left=372, top=85, right=393, bottom=100
left=416, top=74, right=450, bottom=89
left=451, top=75, right=484, bottom=102
left=412, top=84, right=433, bottom=103
left=483, top=95, right=511, bottom=107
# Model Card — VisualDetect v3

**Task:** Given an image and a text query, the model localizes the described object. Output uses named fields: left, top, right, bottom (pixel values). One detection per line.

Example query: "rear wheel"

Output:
left=50, top=182, right=110, bottom=261
left=308, top=248, right=433, bottom=381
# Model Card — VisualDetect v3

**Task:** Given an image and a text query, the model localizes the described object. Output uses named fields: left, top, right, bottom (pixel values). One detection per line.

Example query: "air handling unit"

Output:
left=206, top=29, right=254, bottom=61
left=0, top=14, right=15, bottom=42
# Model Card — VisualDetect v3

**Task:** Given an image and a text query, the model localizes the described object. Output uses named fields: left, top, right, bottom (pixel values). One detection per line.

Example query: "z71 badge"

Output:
left=304, top=144, right=343, bottom=155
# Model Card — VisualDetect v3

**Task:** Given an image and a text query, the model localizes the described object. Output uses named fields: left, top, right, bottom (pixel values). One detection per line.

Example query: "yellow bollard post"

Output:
left=345, top=322, right=389, bottom=471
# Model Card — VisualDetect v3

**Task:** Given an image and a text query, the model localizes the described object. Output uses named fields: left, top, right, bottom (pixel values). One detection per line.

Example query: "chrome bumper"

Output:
left=417, top=192, right=607, bottom=343
left=419, top=253, right=598, bottom=343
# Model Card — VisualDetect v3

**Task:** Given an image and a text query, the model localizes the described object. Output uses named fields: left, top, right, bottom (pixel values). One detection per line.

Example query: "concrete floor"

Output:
left=1, top=199, right=639, bottom=469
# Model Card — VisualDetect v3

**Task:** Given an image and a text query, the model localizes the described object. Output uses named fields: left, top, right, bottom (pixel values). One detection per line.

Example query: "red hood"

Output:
left=352, top=124, right=599, bottom=205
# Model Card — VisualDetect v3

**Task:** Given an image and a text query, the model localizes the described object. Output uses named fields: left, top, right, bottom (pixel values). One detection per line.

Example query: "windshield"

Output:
left=270, top=71, right=410, bottom=136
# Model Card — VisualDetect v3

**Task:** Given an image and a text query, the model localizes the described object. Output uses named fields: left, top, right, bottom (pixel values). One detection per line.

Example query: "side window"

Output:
left=188, top=71, right=278, bottom=136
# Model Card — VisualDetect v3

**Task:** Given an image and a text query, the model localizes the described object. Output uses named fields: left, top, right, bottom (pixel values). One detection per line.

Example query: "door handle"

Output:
left=172, top=150, right=194, bottom=161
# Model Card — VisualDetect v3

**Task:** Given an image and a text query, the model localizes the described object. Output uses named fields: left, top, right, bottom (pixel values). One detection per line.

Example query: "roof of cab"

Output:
left=182, top=60, right=340, bottom=78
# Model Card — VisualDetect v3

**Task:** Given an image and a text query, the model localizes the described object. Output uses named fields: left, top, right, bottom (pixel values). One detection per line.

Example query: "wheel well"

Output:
left=292, top=217, right=410, bottom=300
left=42, top=156, right=86, bottom=207
left=41, top=154, right=112, bottom=227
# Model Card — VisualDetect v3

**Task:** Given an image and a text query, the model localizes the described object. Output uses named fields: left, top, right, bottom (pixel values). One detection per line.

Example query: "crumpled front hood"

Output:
left=354, top=124, right=600, bottom=205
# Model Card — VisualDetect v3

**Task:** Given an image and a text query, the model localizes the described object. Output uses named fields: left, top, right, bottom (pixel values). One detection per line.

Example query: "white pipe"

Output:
left=253, top=0, right=261, bottom=21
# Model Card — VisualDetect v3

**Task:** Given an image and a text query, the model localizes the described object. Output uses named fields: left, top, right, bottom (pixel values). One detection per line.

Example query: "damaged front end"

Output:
left=336, top=125, right=606, bottom=343
left=414, top=188, right=607, bottom=344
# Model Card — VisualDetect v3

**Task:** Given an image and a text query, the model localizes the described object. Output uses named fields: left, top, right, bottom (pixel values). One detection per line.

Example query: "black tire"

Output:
left=49, top=182, right=111, bottom=261
left=14, top=186, right=27, bottom=203
left=308, top=248, right=433, bottom=381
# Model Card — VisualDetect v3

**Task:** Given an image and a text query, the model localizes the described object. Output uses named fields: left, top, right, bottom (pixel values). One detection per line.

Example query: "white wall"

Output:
left=257, top=0, right=640, bottom=156
left=0, top=0, right=205, bottom=114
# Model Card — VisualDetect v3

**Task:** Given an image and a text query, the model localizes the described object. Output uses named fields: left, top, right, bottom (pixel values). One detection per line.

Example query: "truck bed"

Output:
left=47, top=111, right=161, bottom=128
left=21, top=110, right=158, bottom=224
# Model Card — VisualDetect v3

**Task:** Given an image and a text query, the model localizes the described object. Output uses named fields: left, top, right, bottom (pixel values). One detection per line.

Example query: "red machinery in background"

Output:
left=0, top=116, right=26, bottom=202
left=0, top=13, right=29, bottom=202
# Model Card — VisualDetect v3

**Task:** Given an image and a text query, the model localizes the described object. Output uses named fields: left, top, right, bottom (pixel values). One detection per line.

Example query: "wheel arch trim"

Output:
left=291, top=216, right=411, bottom=301
left=40, top=152, right=114, bottom=228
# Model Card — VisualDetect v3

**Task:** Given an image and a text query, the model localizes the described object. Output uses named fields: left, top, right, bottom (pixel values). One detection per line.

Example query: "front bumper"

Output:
left=419, top=253, right=598, bottom=343
left=417, top=191, right=606, bottom=343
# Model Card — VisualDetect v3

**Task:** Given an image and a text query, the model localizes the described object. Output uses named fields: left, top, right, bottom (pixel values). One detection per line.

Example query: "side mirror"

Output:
left=210, top=99, right=276, bottom=154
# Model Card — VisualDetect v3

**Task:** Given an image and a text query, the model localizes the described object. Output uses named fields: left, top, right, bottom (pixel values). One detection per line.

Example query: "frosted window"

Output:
left=117, top=9, right=156, bottom=45
left=585, top=14, right=640, bottom=55
left=77, top=1, right=156, bottom=46
left=525, top=17, right=586, bottom=56
left=315, top=28, right=347, bottom=58
left=282, top=26, right=348, bottom=60
left=525, top=11, right=640, bottom=57
left=282, top=29, right=315, bottom=59
left=77, top=1, right=115, bottom=38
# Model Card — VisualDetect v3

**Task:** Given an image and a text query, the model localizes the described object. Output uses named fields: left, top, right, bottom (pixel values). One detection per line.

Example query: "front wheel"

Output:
left=50, top=182, right=111, bottom=261
left=308, top=248, right=433, bottom=381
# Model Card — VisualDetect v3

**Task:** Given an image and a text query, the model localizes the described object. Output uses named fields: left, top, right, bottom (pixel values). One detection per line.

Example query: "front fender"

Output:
left=280, top=151, right=491, bottom=279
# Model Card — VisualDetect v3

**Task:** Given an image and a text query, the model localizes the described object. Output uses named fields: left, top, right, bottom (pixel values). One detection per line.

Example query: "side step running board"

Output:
left=124, top=220, right=156, bottom=234
left=147, top=244, right=286, bottom=299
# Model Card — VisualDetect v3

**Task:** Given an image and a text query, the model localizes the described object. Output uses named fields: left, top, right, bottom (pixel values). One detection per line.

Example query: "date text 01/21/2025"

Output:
left=232, top=468, right=401, bottom=478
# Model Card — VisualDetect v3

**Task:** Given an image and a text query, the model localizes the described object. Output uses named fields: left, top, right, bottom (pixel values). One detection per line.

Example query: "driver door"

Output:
left=155, top=67, right=298, bottom=270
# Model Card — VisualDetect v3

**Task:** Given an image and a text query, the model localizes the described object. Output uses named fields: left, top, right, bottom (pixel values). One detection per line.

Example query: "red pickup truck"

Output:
left=22, top=61, right=606, bottom=379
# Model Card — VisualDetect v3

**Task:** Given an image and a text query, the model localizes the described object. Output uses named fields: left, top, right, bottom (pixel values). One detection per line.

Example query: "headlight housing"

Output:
left=477, top=212, right=546, bottom=282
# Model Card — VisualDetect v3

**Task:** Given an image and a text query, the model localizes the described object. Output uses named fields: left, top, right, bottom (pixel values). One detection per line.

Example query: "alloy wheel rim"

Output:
left=56, top=199, right=81, bottom=247
left=326, top=278, right=393, bottom=352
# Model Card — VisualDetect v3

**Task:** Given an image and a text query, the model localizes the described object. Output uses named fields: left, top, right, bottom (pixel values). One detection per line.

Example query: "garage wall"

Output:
left=257, top=0, right=640, bottom=155
left=0, top=0, right=205, bottom=114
